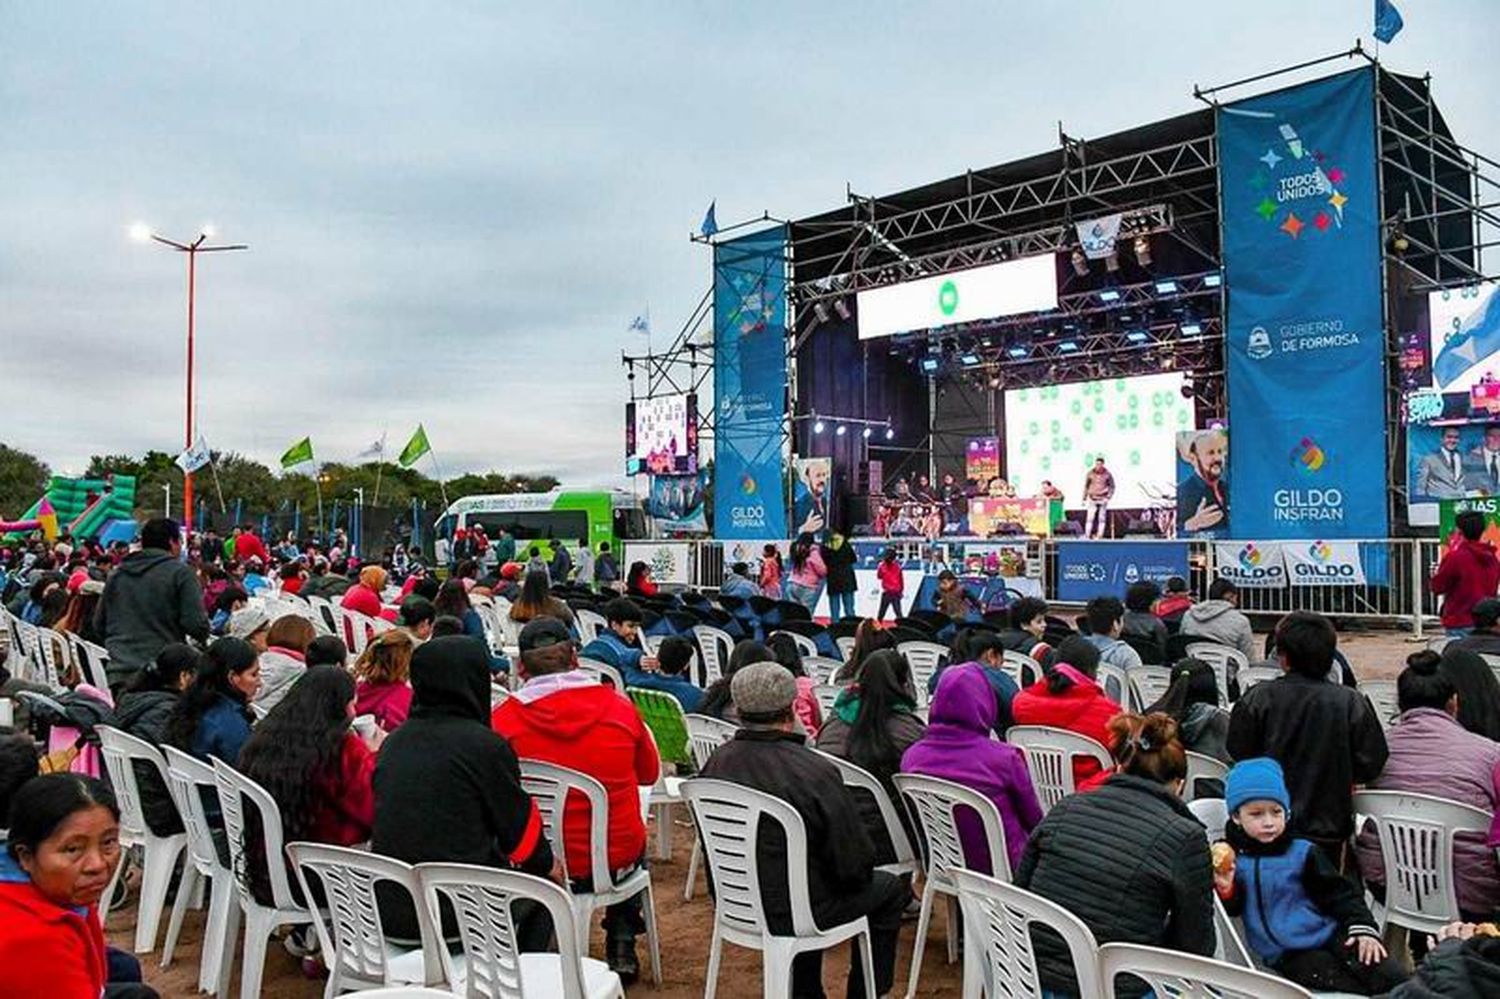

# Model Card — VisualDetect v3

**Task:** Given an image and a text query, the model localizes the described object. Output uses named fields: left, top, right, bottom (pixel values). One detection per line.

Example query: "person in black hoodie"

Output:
left=113, top=644, right=199, bottom=837
left=371, top=635, right=554, bottom=944
left=94, top=519, right=210, bottom=689
left=1389, top=925, right=1500, bottom=999
left=821, top=534, right=858, bottom=621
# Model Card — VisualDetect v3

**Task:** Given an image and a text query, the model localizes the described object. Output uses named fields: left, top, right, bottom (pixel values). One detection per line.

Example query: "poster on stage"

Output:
left=1219, top=68, right=1388, bottom=539
left=1176, top=429, right=1230, bottom=539
left=1406, top=423, right=1500, bottom=527
left=644, top=471, right=709, bottom=534
left=792, top=457, right=832, bottom=540
left=713, top=226, right=789, bottom=540
left=965, top=437, right=1000, bottom=487
left=961, top=542, right=1029, bottom=579
left=621, top=541, right=692, bottom=586
left=968, top=496, right=1052, bottom=537
left=1438, top=497, right=1500, bottom=556
left=1213, top=541, right=1288, bottom=589
left=1056, top=541, right=1189, bottom=602
left=1281, top=540, right=1367, bottom=587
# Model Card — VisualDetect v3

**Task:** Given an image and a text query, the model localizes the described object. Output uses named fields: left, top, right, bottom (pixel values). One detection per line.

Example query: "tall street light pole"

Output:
left=132, top=224, right=247, bottom=534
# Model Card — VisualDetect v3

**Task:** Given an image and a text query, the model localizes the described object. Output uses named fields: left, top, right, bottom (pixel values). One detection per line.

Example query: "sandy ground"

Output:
left=107, top=629, right=1421, bottom=998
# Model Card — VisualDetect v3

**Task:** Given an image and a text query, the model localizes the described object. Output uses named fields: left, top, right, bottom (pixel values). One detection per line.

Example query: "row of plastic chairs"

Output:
left=1, top=607, right=111, bottom=691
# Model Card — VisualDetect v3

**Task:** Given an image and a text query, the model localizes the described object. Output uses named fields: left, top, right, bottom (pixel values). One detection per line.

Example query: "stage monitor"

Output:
left=1429, top=284, right=1500, bottom=392
left=625, top=393, right=698, bottom=476
left=856, top=254, right=1057, bottom=341
left=1004, top=372, right=1194, bottom=511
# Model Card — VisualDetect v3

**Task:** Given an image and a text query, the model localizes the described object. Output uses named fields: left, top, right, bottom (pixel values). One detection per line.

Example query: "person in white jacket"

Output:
left=1180, top=578, right=1258, bottom=664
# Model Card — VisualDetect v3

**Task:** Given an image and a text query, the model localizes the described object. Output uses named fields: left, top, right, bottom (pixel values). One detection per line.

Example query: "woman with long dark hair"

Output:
left=786, top=533, right=827, bottom=613
left=700, top=640, right=776, bottom=722
left=1437, top=647, right=1500, bottom=741
left=54, top=582, right=103, bottom=646
left=626, top=561, right=658, bottom=598
left=507, top=570, right=575, bottom=628
left=765, top=632, right=823, bottom=735
left=1146, top=657, right=1230, bottom=762
left=165, top=637, right=261, bottom=763
left=433, top=579, right=488, bottom=639
left=238, top=665, right=383, bottom=908
left=834, top=617, right=899, bottom=683
left=115, top=644, right=200, bottom=837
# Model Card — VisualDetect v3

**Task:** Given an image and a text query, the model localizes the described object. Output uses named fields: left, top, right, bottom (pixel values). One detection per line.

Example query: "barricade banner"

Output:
left=1213, top=541, right=1289, bottom=589
left=713, top=226, right=789, bottom=540
left=621, top=541, right=693, bottom=586
left=1219, top=68, right=1388, bottom=539
left=1281, top=540, right=1367, bottom=587
left=1057, top=541, right=1189, bottom=602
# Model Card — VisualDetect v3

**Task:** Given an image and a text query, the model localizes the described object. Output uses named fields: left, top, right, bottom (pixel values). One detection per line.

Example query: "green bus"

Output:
left=435, top=490, right=646, bottom=561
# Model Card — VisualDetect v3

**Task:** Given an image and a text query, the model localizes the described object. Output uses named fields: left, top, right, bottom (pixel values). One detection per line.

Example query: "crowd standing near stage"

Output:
left=5, top=517, right=1500, bottom=996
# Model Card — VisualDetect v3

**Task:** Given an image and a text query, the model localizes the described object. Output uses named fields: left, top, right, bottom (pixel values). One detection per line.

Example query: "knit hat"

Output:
left=731, top=662, right=797, bottom=723
left=1225, top=757, right=1291, bottom=815
left=227, top=606, right=271, bottom=640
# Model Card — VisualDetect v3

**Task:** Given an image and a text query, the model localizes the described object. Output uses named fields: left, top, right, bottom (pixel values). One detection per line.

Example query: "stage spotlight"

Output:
left=813, top=302, right=830, bottom=324
left=1058, top=341, right=1080, bottom=353
left=919, top=356, right=940, bottom=374
left=833, top=299, right=851, bottom=321
left=1126, top=329, right=1149, bottom=344
left=1181, top=321, right=1203, bottom=337
left=835, top=424, right=848, bottom=436
left=1180, top=382, right=1195, bottom=399
left=1154, top=279, right=1178, bottom=295
left=1007, top=345, right=1028, bottom=359
left=1134, top=235, right=1152, bottom=266
left=1099, top=290, right=1122, bottom=303
left=1070, top=248, right=1089, bottom=276
left=862, top=426, right=873, bottom=439
left=885, top=426, right=896, bottom=440
left=1203, top=273, right=1223, bottom=288
left=1105, top=251, right=1120, bottom=273
left=813, top=419, right=826, bottom=434
left=959, top=350, right=981, bottom=366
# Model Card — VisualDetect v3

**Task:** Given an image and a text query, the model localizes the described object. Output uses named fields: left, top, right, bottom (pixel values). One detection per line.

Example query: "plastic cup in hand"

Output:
left=351, top=714, right=378, bottom=739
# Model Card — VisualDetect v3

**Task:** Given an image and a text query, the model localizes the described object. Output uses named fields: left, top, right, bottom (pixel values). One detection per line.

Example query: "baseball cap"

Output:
left=518, top=617, right=573, bottom=653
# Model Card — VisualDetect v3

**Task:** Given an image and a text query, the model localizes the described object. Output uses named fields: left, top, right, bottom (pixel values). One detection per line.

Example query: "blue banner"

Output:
left=1057, top=541, right=1190, bottom=602
left=1220, top=68, right=1387, bottom=539
left=713, top=227, right=789, bottom=539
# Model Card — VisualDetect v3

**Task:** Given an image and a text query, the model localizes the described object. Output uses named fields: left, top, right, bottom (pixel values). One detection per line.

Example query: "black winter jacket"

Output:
left=1387, top=935, right=1500, bottom=999
left=94, top=550, right=210, bottom=683
left=1014, top=774, right=1215, bottom=998
left=114, top=690, right=184, bottom=836
left=1225, top=672, right=1387, bottom=842
left=699, top=728, right=879, bottom=930
left=822, top=542, right=857, bottom=595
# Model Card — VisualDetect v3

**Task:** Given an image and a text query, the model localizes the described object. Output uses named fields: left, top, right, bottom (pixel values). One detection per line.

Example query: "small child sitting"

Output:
left=622, top=635, right=703, bottom=714
left=1214, top=758, right=1407, bottom=995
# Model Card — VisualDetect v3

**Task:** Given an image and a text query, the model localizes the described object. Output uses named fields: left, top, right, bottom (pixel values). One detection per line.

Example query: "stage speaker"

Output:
left=845, top=495, right=876, bottom=530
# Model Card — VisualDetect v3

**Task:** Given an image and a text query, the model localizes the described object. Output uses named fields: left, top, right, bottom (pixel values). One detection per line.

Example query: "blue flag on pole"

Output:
left=700, top=200, right=718, bottom=238
left=1433, top=289, right=1500, bottom=388
left=628, top=315, right=650, bottom=335
left=1374, top=0, right=1404, bottom=43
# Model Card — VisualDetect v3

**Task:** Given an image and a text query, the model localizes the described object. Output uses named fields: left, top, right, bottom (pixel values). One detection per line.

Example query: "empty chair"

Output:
left=679, top=778, right=879, bottom=999
left=161, top=745, right=235, bottom=992
left=418, top=863, right=624, bottom=999
left=65, top=634, right=112, bottom=692
left=693, top=624, right=733, bottom=686
left=1098, top=942, right=1314, bottom=999
left=951, top=869, right=1103, bottom=999
left=95, top=726, right=188, bottom=953
left=1183, top=751, right=1229, bottom=803
left=891, top=772, right=1011, bottom=998
left=835, top=636, right=857, bottom=663
left=802, top=655, right=845, bottom=685
left=1126, top=666, right=1173, bottom=713
left=1094, top=662, right=1129, bottom=707
left=1005, top=725, right=1113, bottom=813
left=897, top=641, right=948, bottom=701
left=1187, top=797, right=1228, bottom=843
left=575, top=607, right=607, bottom=645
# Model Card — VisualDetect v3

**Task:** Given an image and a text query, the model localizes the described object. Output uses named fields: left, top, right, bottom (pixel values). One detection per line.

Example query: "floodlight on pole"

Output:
left=134, top=224, right=248, bottom=534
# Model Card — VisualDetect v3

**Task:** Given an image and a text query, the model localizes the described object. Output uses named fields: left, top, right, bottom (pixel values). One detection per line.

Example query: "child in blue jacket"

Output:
left=1214, top=758, right=1407, bottom=995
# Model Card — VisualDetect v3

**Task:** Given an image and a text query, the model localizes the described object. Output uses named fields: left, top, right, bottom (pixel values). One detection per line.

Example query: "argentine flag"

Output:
left=1434, top=288, right=1500, bottom=387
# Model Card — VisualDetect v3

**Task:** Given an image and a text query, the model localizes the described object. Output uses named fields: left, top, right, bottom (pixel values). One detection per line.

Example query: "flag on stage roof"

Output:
left=1374, top=0, right=1404, bottom=43
left=628, top=314, right=650, bottom=335
left=397, top=424, right=431, bottom=468
left=175, top=435, right=211, bottom=474
left=280, top=436, right=315, bottom=469
left=700, top=200, right=718, bottom=238
left=1434, top=289, right=1500, bottom=388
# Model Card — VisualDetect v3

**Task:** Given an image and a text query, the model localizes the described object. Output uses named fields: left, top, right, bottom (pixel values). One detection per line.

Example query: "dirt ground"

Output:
left=107, top=630, right=1421, bottom=998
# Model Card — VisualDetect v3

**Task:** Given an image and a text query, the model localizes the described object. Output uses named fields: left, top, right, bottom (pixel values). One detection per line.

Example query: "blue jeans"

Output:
left=1446, top=626, right=1473, bottom=637
left=828, top=589, right=856, bottom=621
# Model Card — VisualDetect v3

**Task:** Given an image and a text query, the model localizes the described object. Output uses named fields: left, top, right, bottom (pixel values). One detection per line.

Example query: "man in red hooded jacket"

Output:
left=1432, top=510, right=1500, bottom=635
left=492, top=617, right=659, bottom=983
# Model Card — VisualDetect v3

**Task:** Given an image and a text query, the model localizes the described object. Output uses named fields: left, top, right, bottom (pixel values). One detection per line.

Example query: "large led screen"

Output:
left=625, top=393, right=698, bottom=476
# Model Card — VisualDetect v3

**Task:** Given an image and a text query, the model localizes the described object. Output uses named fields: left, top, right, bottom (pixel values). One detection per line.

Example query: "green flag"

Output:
left=280, top=436, right=314, bottom=469
left=397, top=424, right=431, bottom=468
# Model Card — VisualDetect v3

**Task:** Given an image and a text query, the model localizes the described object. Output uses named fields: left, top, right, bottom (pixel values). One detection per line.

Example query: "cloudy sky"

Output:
left=2, top=1, right=1493, bottom=488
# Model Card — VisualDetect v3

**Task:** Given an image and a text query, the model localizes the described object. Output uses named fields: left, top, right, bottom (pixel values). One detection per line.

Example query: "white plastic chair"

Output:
left=1184, top=642, right=1248, bottom=704
left=951, top=869, right=1103, bottom=999
left=1188, top=797, right=1228, bottom=843
left=66, top=634, right=112, bottom=692
left=575, top=608, right=607, bottom=645
left=1212, top=894, right=1259, bottom=969
left=575, top=657, right=625, bottom=691
left=1005, top=725, right=1113, bottom=814
left=418, top=863, right=624, bottom=999
left=1127, top=665, right=1173, bottom=713
left=892, top=772, right=1011, bottom=999
left=810, top=683, right=842, bottom=718
left=517, top=760, right=662, bottom=986
left=680, top=778, right=879, bottom=999
left=1183, top=751, right=1229, bottom=803
left=692, top=624, right=733, bottom=686
left=768, top=629, right=818, bottom=660
left=1353, top=789, right=1494, bottom=937
left=1237, top=665, right=1282, bottom=693
left=802, top=655, right=845, bottom=685
left=341, top=608, right=387, bottom=656
left=212, top=758, right=318, bottom=999
left=286, top=841, right=446, bottom=996
left=333, top=989, right=459, bottom=998
left=897, top=641, right=948, bottom=705
left=1359, top=680, right=1401, bottom=729
left=161, top=746, right=235, bottom=993
left=835, top=635, right=857, bottom=663
left=812, top=750, right=918, bottom=877
left=1098, top=941, right=1314, bottom=998
left=1095, top=662, right=1129, bottom=706
left=999, top=650, right=1040, bottom=688
left=304, top=594, right=339, bottom=636
left=681, top=714, right=739, bottom=901
left=96, top=726, right=188, bottom=954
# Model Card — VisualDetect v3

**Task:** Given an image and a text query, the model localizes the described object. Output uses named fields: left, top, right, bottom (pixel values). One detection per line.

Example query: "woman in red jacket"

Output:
left=0, top=773, right=128, bottom=999
left=876, top=547, right=905, bottom=621
left=238, top=666, right=384, bottom=953
left=340, top=564, right=389, bottom=619
left=1011, top=635, right=1123, bottom=790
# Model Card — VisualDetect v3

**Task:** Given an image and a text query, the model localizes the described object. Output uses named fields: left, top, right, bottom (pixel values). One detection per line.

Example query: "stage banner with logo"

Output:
left=1213, top=541, right=1288, bottom=589
left=1177, top=429, right=1230, bottom=539
left=966, top=436, right=1001, bottom=485
left=621, top=541, right=693, bottom=586
left=969, top=496, right=1053, bottom=537
left=1438, top=497, right=1500, bottom=555
left=714, top=227, right=789, bottom=540
left=1219, top=68, right=1387, bottom=539
left=1057, top=541, right=1190, bottom=602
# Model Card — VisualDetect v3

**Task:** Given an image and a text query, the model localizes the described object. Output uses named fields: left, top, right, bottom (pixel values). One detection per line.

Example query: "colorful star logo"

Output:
left=1249, top=170, right=1268, bottom=190
left=1260, top=148, right=1282, bottom=170
left=1328, top=190, right=1348, bottom=215
left=1255, top=197, right=1278, bottom=221
left=1280, top=212, right=1305, bottom=239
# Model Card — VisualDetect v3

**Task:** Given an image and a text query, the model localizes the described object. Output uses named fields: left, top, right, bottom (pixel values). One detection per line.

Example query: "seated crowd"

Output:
left=4, top=515, right=1500, bottom=999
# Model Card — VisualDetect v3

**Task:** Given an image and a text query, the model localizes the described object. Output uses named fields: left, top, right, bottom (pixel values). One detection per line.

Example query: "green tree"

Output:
left=0, top=444, right=51, bottom=518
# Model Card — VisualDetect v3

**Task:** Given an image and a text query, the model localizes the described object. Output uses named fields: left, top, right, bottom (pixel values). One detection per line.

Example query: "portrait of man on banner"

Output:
left=792, top=457, right=832, bottom=540
left=1177, top=429, right=1229, bottom=538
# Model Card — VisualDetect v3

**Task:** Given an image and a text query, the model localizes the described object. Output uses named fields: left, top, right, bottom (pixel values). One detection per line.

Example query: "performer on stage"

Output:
left=1038, top=480, right=1064, bottom=503
left=1083, top=456, right=1115, bottom=539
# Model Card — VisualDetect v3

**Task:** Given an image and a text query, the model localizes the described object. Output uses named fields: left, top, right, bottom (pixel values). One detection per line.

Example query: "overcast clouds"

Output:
left=2, top=1, right=1493, bottom=487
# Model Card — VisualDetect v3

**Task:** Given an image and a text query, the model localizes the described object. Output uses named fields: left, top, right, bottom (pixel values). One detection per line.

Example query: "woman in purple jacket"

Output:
left=900, top=663, right=1043, bottom=874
